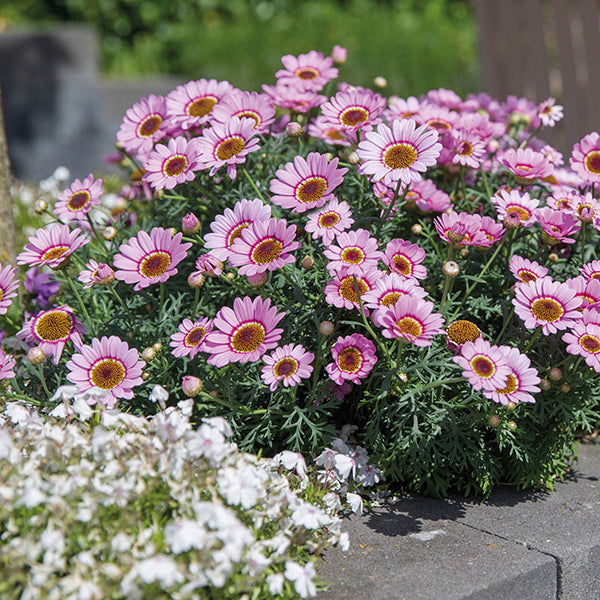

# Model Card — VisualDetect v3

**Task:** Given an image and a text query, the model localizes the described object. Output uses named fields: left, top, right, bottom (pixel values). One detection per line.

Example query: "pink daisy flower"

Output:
left=509, top=255, right=548, bottom=285
left=269, top=152, right=347, bottom=214
left=194, top=253, right=223, bottom=277
left=305, top=199, right=354, bottom=246
left=78, top=259, right=114, bottom=289
left=384, top=95, right=423, bottom=122
left=196, top=117, right=260, bottom=180
left=66, top=335, right=145, bottom=405
left=537, top=97, right=564, bottom=127
left=513, top=277, right=582, bottom=335
left=564, top=276, right=600, bottom=310
left=326, top=333, right=377, bottom=386
left=54, top=174, right=103, bottom=222
left=17, top=305, right=86, bottom=365
left=567, top=192, right=600, bottom=224
left=17, top=224, right=89, bottom=269
left=356, top=119, right=441, bottom=186
left=323, top=228, right=382, bottom=276
left=569, top=132, right=600, bottom=184
left=203, top=198, right=272, bottom=262
left=275, top=50, right=338, bottom=91
left=320, top=88, right=386, bottom=132
left=204, top=296, right=285, bottom=367
left=307, top=116, right=356, bottom=147
left=452, top=338, right=512, bottom=392
left=228, top=217, right=301, bottom=276
left=451, top=129, right=486, bottom=169
left=403, top=179, right=451, bottom=213
left=383, top=238, right=427, bottom=280
left=580, top=260, right=600, bottom=282
left=416, top=104, right=459, bottom=134
left=379, top=295, right=445, bottom=347
left=536, top=207, right=580, bottom=245
left=427, top=87, right=464, bottom=110
left=434, top=211, right=488, bottom=247
left=170, top=317, right=213, bottom=359
left=540, top=144, right=564, bottom=167
left=546, top=188, right=581, bottom=212
left=261, top=82, right=327, bottom=114
left=562, top=308, right=600, bottom=372
left=498, top=147, right=553, bottom=182
left=0, top=264, right=19, bottom=314
left=503, top=95, right=540, bottom=129
left=142, top=136, right=202, bottom=190
left=0, top=348, right=15, bottom=380
left=324, top=267, right=382, bottom=313
left=166, top=78, right=235, bottom=132
left=477, top=215, right=505, bottom=247
left=490, top=189, right=540, bottom=227
left=482, top=346, right=540, bottom=405
left=116, top=94, right=168, bottom=155
left=211, top=90, right=276, bottom=135
left=261, top=343, right=314, bottom=391
left=113, top=227, right=192, bottom=291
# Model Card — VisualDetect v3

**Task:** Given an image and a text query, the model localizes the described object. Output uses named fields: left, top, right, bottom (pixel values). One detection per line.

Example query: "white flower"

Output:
left=150, top=384, right=169, bottom=406
left=0, top=429, right=13, bottom=459
left=267, top=572, right=285, bottom=594
left=111, top=532, right=132, bottom=553
left=49, top=402, right=69, bottom=418
left=356, top=464, right=382, bottom=486
left=322, top=491, right=342, bottom=512
left=164, top=519, right=209, bottom=553
left=176, top=397, right=193, bottom=416
left=346, top=492, right=363, bottom=515
left=338, top=531, right=350, bottom=551
left=243, top=547, right=271, bottom=575
left=5, top=402, right=31, bottom=424
left=202, top=416, right=233, bottom=437
left=291, top=502, right=332, bottom=529
left=186, top=424, right=227, bottom=461
left=217, top=465, right=267, bottom=509
left=334, top=453, right=356, bottom=480
left=72, top=397, right=94, bottom=421
left=272, top=451, right=309, bottom=487
left=136, top=554, right=184, bottom=587
left=49, top=385, right=80, bottom=403
left=21, top=484, right=46, bottom=508
left=284, top=561, right=317, bottom=598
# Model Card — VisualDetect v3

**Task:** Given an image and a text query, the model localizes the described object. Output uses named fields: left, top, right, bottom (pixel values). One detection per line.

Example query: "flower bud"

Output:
left=319, top=320, right=334, bottom=336
left=195, top=254, right=223, bottom=276
left=247, top=271, right=268, bottom=287
left=540, top=378, right=551, bottom=390
left=301, top=256, right=314, bottom=269
left=168, top=227, right=177, bottom=237
left=96, top=263, right=115, bottom=285
left=141, top=347, right=156, bottom=362
left=411, top=223, right=423, bottom=235
left=225, top=272, right=235, bottom=280
left=286, top=122, right=303, bottom=138
left=27, top=347, right=46, bottom=365
left=187, top=271, right=205, bottom=288
left=548, top=367, right=562, bottom=381
left=460, top=248, right=469, bottom=258
left=142, top=371, right=151, bottom=380
left=103, top=226, right=117, bottom=241
left=182, top=375, right=203, bottom=397
left=398, top=372, right=408, bottom=384
left=348, top=151, right=360, bottom=165
left=503, top=212, right=522, bottom=229
left=182, top=212, right=201, bottom=234
left=374, top=76, right=387, bottom=89
left=488, top=414, right=501, bottom=427
left=152, top=342, right=162, bottom=352
left=548, top=253, right=559, bottom=262
left=442, top=261, right=460, bottom=278
left=560, top=383, right=570, bottom=393
left=332, top=44, right=347, bottom=65
left=33, top=199, right=47, bottom=214
left=508, top=421, right=517, bottom=430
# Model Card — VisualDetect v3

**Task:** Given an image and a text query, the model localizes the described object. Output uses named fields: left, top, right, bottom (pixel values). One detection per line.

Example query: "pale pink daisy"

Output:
left=540, top=144, right=564, bottom=167
left=498, top=147, right=553, bottom=182
left=142, top=136, right=202, bottom=190
left=305, top=199, right=354, bottom=246
left=384, top=95, right=423, bottom=122
left=203, top=296, right=285, bottom=367
left=456, top=111, right=505, bottom=140
left=536, top=207, right=580, bottom=245
left=537, top=97, right=564, bottom=127
left=196, top=117, right=260, bottom=180
left=228, top=217, right=301, bottom=276
left=569, top=132, right=600, bottom=184
left=356, top=119, right=441, bottom=186
left=491, top=189, right=540, bottom=227
left=404, top=179, right=451, bottom=213
left=416, top=104, right=459, bottom=134
left=509, top=255, right=548, bottom=285
left=512, top=277, right=582, bottom=335
left=580, top=260, right=600, bottom=282
left=427, top=87, right=464, bottom=110
left=567, top=192, right=600, bottom=224
left=261, top=344, right=314, bottom=391
left=66, top=335, right=145, bottom=405
left=211, top=90, right=275, bottom=134
left=452, top=338, right=512, bottom=392
left=0, top=264, right=19, bottom=314
left=477, top=215, right=505, bottom=247
left=379, top=295, right=444, bottom=347
left=16, top=224, right=89, bottom=269
left=307, top=116, right=356, bottom=147
left=0, top=349, right=15, bottom=380
left=323, top=228, right=382, bottom=276
left=564, top=276, right=600, bottom=310
left=17, top=305, right=86, bottom=365
left=203, top=198, right=272, bottom=262
left=269, top=152, right=347, bottom=214
left=324, top=267, right=382, bottom=313
left=165, top=78, right=235, bottom=131
left=113, top=227, right=192, bottom=291
left=546, top=188, right=581, bottom=212
left=319, top=88, right=386, bottom=132
left=275, top=50, right=338, bottom=91
left=451, top=129, right=486, bottom=169
left=170, top=317, right=213, bottom=359
left=116, top=94, right=168, bottom=155
left=562, top=308, right=600, bottom=372
left=54, top=174, right=103, bottom=222
left=434, top=211, right=488, bottom=247
left=383, top=238, right=427, bottom=280
left=482, top=346, right=540, bottom=405
left=326, top=333, right=377, bottom=386
left=261, top=82, right=327, bottom=114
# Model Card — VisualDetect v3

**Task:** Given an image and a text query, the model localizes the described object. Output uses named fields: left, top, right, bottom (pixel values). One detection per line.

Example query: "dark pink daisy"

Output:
left=562, top=308, right=600, bottom=372
left=0, top=349, right=15, bottom=380
left=262, top=82, right=327, bottom=114
left=324, top=267, right=382, bottom=313
left=509, top=255, right=548, bottom=285
left=567, top=192, right=600, bottom=224
left=326, top=333, right=377, bottom=386
left=320, top=88, right=386, bottom=132
left=491, top=189, right=540, bottom=227
left=78, top=259, right=115, bottom=289
left=564, top=276, right=600, bottom=310
left=113, top=227, right=192, bottom=291
left=477, top=215, right=505, bottom=247
left=261, top=343, right=314, bottom=391
left=403, top=179, right=451, bottom=213
left=196, top=117, right=260, bottom=180
left=356, top=119, right=441, bottom=186
left=17, top=305, right=86, bottom=365
left=66, top=335, right=145, bottom=406
left=546, top=188, right=581, bottom=212
left=536, top=207, right=580, bottom=245
left=498, top=147, right=553, bottom=182
left=170, top=317, right=213, bottom=359
left=0, top=264, right=19, bottom=315
left=16, top=224, right=89, bottom=269
left=228, top=217, right=301, bottom=276
left=269, top=152, right=347, bottom=214
left=275, top=50, right=338, bottom=91
left=451, top=129, right=486, bottom=169
left=323, top=228, right=382, bottom=276
left=142, top=136, right=202, bottom=190
left=305, top=199, right=354, bottom=246
left=203, top=296, right=285, bottom=367
left=54, top=174, right=103, bottom=222
left=434, top=211, right=488, bottom=247
left=452, top=338, right=512, bottom=392
left=512, top=277, right=582, bottom=335
left=211, top=90, right=276, bottom=135
left=116, top=94, right=168, bottom=155
left=482, top=346, right=540, bottom=405
left=570, top=132, right=600, bottom=184
left=383, top=238, right=427, bottom=280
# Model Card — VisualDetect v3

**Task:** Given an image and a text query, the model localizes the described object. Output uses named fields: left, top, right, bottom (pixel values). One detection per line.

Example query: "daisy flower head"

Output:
left=203, top=198, right=272, bottom=262
left=512, top=276, right=582, bottom=335
left=0, top=264, right=19, bottom=314
left=142, top=136, right=202, bottom=190
left=54, top=174, right=103, bottom=221
left=204, top=296, right=285, bottom=367
left=546, top=188, right=581, bottom=212
left=304, top=199, right=354, bottom=246
left=564, top=276, right=600, bottom=310
left=116, top=94, right=168, bottom=155
left=482, top=346, right=540, bottom=405
left=383, top=238, right=427, bottom=280
left=570, top=131, right=600, bottom=184
left=326, top=333, right=377, bottom=386
left=445, top=319, right=482, bottom=353
left=452, top=338, right=512, bottom=392
left=537, top=97, right=564, bottom=127
left=165, top=78, right=235, bottom=131
left=580, top=260, right=600, bottom=282
left=324, top=267, right=382, bottom=313
left=196, top=117, right=260, bottom=180
left=384, top=95, right=423, bottom=122
left=536, top=207, right=580, bottom=245
left=503, top=95, right=540, bottom=129
left=0, top=348, right=15, bottom=380
left=17, top=223, right=89, bottom=270
left=194, top=252, right=223, bottom=277
left=17, top=305, right=86, bottom=365
left=357, top=118, right=442, bottom=186
left=509, top=255, right=548, bottom=285
left=451, top=129, right=486, bottom=169
left=562, top=308, right=600, bottom=372
left=261, top=344, right=314, bottom=391
left=491, top=188, right=540, bottom=227
left=66, top=336, right=145, bottom=406
left=323, top=228, right=382, bottom=276
left=404, top=179, right=451, bottom=213
left=380, top=295, right=445, bottom=347
left=434, top=211, right=488, bottom=247
left=568, top=192, right=600, bottom=224
left=269, top=152, right=347, bottom=214
left=275, top=50, right=338, bottom=91
left=306, top=116, right=356, bottom=147
left=417, top=104, right=459, bottom=135
left=169, top=317, right=213, bottom=359
left=498, top=147, right=553, bottom=183
left=78, top=259, right=115, bottom=288
left=477, top=215, right=505, bottom=247
left=228, top=216, right=301, bottom=276
left=113, top=227, right=192, bottom=291
left=262, top=81, right=327, bottom=114
left=319, top=87, right=386, bottom=132
left=211, top=90, right=276, bottom=134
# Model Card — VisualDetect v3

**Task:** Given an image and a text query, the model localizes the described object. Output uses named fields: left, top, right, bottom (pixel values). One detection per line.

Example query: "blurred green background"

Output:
left=0, top=0, right=478, bottom=97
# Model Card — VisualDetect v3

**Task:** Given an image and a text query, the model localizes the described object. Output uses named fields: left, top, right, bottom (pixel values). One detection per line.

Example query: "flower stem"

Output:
left=108, top=285, right=136, bottom=325
left=37, top=365, right=52, bottom=399
left=494, top=306, right=515, bottom=344
left=479, top=165, right=492, bottom=199
left=86, top=214, right=111, bottom=259
left=581, top=220, right=587, bottom=265
left=522, top=326, right=542, bottom=354
left=65, top=276, right=95, bottom=336
left=243, top=166, right=266, bottom=203
left=158, top=282, right=165, bottom=323
left=192, top=287, right=200, bottom=319
left=375, top=180, right=406, bottom=238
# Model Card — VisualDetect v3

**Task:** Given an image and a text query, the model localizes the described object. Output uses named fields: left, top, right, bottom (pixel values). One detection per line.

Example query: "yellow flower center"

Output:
left=392, top=254, right=412, bottom=276
left=319, top=212, right=340, bottom=228
left=531, top=298, right=564, bottom=322
left=296, top=177, right=327, bottom=203
left=185, top=327, right=206, bottom=347
left=394, top=317, right=423, bottom=339
left=295, top=67, right=319, bottom=80
left=341, top=247, right=365, bottom=265
left=228, top=222, right=250, bottom=247
left=137, top=115, right=162, bottom=137
left=447, top=320, right=481, bottom=345
left=580, top=334, right=600, bottom=354
left=34, top=311, right=72, bottom=342
left=380, top=291, right=402, bottom=307
left=187, top=96, right=217, bottom=118
left=42, top=246, right=69, bottom=262
left=384, top=143, right=417, bottom=170
left=338, top=347, right=362, bottom=373
left=340, top=107, right=369, bottom=127
left=237, top=111, right=261, bottom=128
left=140, top=252, right=171, bottom=278
left=507, top=205, right=531, bottom=221
left=163, top=155, right=188, bottom=177
left=91, top=359, right=126, bottom=390
left=68, top=191, right=91, bottom=211
left=585, top=150, right=600, bottom=175
left=252, top=238, right=283, bottom=265
left=470, top=355, right=495, bottom=378
left=518, top=269, right=537, bottom=283
left=231, top=322, right=265, bottom=353
left=496, top=373, right=518, bottom=394
left=216, top=137, right=245, bottom=161
left=274, top=357, right=299, bottom=378
left=339, top=276, right=368, bottom=303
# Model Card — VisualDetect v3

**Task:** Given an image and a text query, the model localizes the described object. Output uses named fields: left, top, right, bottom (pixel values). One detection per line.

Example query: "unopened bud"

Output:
left=96, top=263, right=115, bottom=285
left=247, top=271, right=268, bottom=287
left=488, top=414, right=501, bottom=427
left=182, top=375, right=203, bottom=397
left=460, top=248, right=469, bottom=258
left=374, top=76, right=387, bottom=89
left=141, top=347, right=156, bottom=362
left=27, top=347, right=46, bottom=365
left=398, top=372, right=408, bottom=384
left=508, top=421, right=517, bottom=430
left=319, top=320, right=334, bottom=336
left=506, top=401, right=516, bottom=410
left=152, top=342, right=162, bottom=352
left=503, top=212, right=522, bottom=229
left=548, top=367, right=562, bottom=381
left=540, top=378, right=551, bottom=390
left=142, top=371, right=151, bottom=380
left=103, top=226, right=117, bottom=241
left=348, top=151, right=360, bottom=165
left=33, top=199, right=47, bottom=214
left=411, top=223, right=423, bottom=235
left=286, top=122, right=303, bottom=138
left=188, top=271, right=205, bottom=288
left=548, top=253, right=559, bottom=262
left=560, top=383, right=570, bottom=393
left=332, top=44, right=347, bottom=65
left=301, top=256, right=314, bottom=269
left=168, top=227, right=177, bottom=237
left=182, top=212, right=201, bottom=234
left=225, top=272, right=235, bottom=280
left=442, top=261, right=460, bottom=278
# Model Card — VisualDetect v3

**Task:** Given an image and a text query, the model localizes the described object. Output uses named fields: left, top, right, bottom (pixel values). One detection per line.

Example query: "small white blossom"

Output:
left=267, top=572, right=285, bottom=594
left=149, top=384, right=169, bottom=406
left=136, top=554, right=184, bottom=587
left=346, top=492, right=364, bottom=516
left=292, top=502, right=332, bottom=529
left=176, top=397, right=193, bottom=416
left=111, top=532, right=132, bottom=553
left=285, top=561, right=317, bottom=598
left=217, top=465, right=267, bottom=509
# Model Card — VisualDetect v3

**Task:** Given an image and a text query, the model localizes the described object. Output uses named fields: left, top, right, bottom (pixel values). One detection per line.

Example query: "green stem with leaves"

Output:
left=65, top=276, right=95, bottom=336
left=243, top=166, right=266, bottom=203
